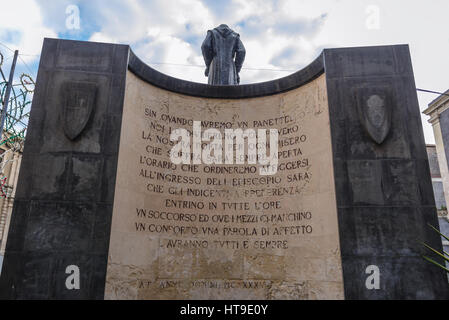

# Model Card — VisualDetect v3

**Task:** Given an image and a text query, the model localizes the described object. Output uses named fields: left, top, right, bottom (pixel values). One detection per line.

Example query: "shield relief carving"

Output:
left=355, top=86, right=393, bottom=145
left=61, top=81, right=97, bottom=140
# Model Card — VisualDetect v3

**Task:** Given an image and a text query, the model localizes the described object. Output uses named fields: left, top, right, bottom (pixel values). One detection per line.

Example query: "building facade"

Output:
left=424, top=90, right=449, bottom=272
left=424, top=90, right=449, bottom=211
left=427, top=145, right=448, bottom=211
left=0, top=136, right=23, bottom=274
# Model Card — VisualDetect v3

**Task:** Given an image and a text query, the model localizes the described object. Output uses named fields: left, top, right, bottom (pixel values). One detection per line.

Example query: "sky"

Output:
left=0, top=0, right=447, bottom=143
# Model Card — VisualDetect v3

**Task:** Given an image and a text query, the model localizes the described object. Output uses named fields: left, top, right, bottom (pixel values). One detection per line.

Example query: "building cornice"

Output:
left=423, top=97, right=449, bottom=125
left=423, top=89, right=449, bottom=122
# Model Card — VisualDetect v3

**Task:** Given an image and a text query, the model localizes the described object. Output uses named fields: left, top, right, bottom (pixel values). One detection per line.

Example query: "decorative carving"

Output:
left=61, top=81, right=97, bottom=140
left=355, top=86, right=393, bottom=144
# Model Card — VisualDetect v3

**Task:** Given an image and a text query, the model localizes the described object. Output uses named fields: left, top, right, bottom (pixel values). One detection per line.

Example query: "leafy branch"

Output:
left=422, top=223, right=449, bottom=273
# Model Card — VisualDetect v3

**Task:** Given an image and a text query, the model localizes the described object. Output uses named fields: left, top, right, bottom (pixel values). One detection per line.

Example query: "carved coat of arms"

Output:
left=355, top=86, right=393, bottom=145
left=61, top=81, right=97, bottom=140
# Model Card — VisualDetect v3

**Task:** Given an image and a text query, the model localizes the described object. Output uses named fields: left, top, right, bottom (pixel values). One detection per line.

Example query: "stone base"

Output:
left=0, top=39, right=448, bottom=300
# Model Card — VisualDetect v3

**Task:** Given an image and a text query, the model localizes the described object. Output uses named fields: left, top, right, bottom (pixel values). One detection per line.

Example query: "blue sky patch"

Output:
left=0, top=30, right=22, bottom=46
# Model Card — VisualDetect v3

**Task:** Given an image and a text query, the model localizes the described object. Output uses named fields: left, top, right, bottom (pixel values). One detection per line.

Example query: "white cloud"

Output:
left=82, top=0, right=215, bottom=82
left=309, top=0, right=449, bottom=143
left=1, top=0, right=448, bottom=143
left=0, top=0, right=57, bottom=62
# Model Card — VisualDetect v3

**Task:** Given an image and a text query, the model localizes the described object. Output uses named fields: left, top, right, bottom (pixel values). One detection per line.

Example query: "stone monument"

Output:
left=0, top=37, right=448, bottom=300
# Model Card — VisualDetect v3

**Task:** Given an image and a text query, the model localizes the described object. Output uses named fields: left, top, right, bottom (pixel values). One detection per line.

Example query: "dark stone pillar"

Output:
left=0, top=38, right=129, bottom=299
left=325, top=45, right=449, bottom=299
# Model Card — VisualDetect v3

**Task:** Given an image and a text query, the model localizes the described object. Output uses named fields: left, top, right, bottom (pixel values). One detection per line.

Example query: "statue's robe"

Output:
left=201, top=25, right=246, bottom=85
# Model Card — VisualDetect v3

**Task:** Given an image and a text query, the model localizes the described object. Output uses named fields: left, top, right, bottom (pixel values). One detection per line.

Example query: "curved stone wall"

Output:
left=105, top=55, right=344, bottom=299
left=128, top=49, right=325, bottom=99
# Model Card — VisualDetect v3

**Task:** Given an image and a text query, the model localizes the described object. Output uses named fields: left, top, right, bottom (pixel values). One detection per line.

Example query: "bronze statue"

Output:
left=201, top=24, right=246, bottom=85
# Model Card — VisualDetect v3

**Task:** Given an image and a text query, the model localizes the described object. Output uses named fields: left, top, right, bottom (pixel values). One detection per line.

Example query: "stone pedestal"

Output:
left=0, top=39, right=447, bottom=300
